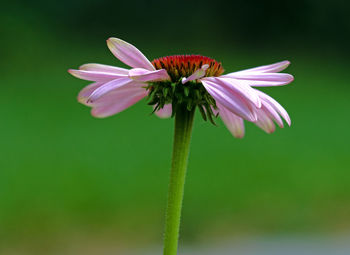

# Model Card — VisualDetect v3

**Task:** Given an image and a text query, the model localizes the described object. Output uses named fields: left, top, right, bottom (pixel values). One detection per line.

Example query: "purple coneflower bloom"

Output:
left=68, top=38, right=293, bottom=138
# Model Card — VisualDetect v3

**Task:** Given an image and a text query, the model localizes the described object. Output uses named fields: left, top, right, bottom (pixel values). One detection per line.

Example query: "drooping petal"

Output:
left=182, top=64, right=209, bottom=84
left=107, top=38, right=155, bottom=71
left=255, top=108, right=276, bottom=133
left=217, top=103, right=245, bottom=138
left=77, top=82, right=104, bottom=105
left=90, top=82, right=146, bottom=105
left=206, top=77, right=261, bottom=108
left=78, top=81, right=145, bottom=106
left=201, top=79, right=257, bottom=121
left=87, top=78, right=133, bottom=103
left=230, top=60, right=290, bottom=74
left=222, top=72, right=294, bottom=87
left=255, top=90, right=291, bottom=126
left=129, top=68, right=170, bottom=82
left=91, top=93, right=146, bottom=118
left=79, top=63, right=129, bottom=75
left=260, top=100, right=284, bottom=128
left=68, top=69, right=127, bottom=82
left=90, top=86, right=147, bottom=118
left=155, top=104, right=172, bottom=118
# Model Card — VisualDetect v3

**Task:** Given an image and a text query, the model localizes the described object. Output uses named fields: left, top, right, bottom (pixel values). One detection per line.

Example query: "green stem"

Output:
left=163, top=105, right=195, bottom=255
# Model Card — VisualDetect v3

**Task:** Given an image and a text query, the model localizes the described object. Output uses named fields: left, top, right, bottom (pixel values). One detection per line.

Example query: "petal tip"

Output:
left=107, top=37, right=117, bottom=42
left=77, top=96, right=85, bottom=104
left=107, top=37, right=126, bottom=47
left=202, top=64, right=209, bottom=70
left=106, top=38, right=114, bottom=47
left=78, top=64, right=93, bottom=71
left=91, top=110, right=106, bottom=118
left=285, top=74, right=294, bottom=83
left=106, top=37, right=120, bottom=50
left=280, top=60, right=290, bottom=67
left=68, top=69, right=80, bottom=78
left=267, top=129, right=275, bottom=134
left=233, top=133, right=245, bottom=139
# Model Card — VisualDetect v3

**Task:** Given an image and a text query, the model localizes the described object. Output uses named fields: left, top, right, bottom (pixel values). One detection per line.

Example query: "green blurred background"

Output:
left=1, top=0, right=349, bottom=254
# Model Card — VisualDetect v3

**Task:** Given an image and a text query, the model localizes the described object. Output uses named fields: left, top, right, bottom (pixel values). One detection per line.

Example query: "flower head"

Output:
left=68, top=37, right=294, bottom=138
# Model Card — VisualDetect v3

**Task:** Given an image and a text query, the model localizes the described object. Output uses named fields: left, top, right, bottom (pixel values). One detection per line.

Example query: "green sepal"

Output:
left=184, top=86, right=190, bottom=97
left=146, top=80, right=218, bottom=125
left=198, top=105, right=207, bottom=121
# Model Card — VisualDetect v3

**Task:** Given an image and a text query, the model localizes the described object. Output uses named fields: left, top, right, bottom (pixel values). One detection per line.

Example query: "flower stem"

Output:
left=163, top=105, right=195, bottom=255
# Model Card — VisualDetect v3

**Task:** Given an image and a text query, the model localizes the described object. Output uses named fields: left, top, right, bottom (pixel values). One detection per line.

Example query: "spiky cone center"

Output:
left=147, top=55, right=224, bottom=123
left=152, top=55, right=224, bottom=82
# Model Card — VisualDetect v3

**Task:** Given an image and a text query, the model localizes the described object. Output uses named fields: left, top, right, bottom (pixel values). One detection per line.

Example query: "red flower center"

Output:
left=152, top=55, right=224, bottom=82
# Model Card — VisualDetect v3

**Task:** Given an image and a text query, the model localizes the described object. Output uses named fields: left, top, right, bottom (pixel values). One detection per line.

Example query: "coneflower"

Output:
left=68, top=37, right=294, bottom=255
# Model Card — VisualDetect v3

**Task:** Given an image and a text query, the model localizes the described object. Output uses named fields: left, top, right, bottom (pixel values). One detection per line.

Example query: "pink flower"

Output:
left=68, top=38, right=294, bottom=138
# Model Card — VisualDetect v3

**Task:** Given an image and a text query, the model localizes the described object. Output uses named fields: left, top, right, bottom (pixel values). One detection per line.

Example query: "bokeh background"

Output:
left=1, top=0, right=350, bottom=254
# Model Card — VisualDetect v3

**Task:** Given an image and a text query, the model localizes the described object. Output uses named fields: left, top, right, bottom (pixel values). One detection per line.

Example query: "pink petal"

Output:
left=79, top=63, right=129, bottom=75
left=107, top=38, right=155, bottom=71
left=77, top=82, right=104, bottom=105
left=87, top=78, right=133, bottom=103
left=92, top=94, right=145, bottom=118
left=206, top=77, right=261, bottom=108
left=129, top=68, right=170, bottom=82
left=182, top=64, right=209, bottom=84
left=255, top=109, right=276, bottom=133
left=78, top=81, right=144, bottom=106
left=255, top=90, right=291, bottom=126
left=68, top=69, right=127, bottom=82
left=201, top=79, right=257, bottom=121
left=260, top=101, right=284, bottom=128
left=90, top=87, right=147, bottom=118
left=91, top=83, right=146, bottom=105
left=231, top=60, right=290, bottom=74
left=229, top=79, right=291, bottom=87
left=217, top=103, right=245, bottom=138
left=155, top=104, right=172, bottom=118
left=222, top=72, right=294, bottom=87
